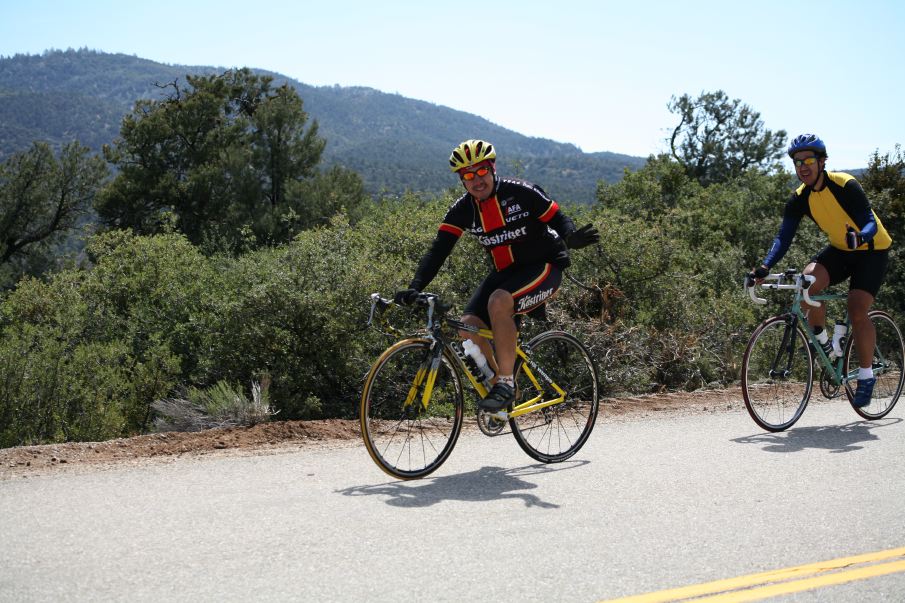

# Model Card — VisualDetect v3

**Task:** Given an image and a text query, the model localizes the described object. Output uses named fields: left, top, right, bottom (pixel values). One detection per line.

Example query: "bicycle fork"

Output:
left=404, top=346, right=443, bottom=413
left=770, top=315, right=801, bottom=379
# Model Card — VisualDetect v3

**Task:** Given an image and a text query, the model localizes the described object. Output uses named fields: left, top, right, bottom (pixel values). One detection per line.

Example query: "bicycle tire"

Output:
left=844, top=310, right=905, bottom=420
left=510, top=331, right=599, bottom=463
left=741, top=315, right=813, bottom=432
left=360, top=338, right=464, bottom=479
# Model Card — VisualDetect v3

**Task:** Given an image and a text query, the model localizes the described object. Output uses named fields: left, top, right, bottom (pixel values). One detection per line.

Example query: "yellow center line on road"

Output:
left=600, top=546, right=905, bottom=603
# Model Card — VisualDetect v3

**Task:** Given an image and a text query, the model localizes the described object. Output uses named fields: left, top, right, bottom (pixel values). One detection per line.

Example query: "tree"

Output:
left=668, top=90, right=786, bottom=185
left=96, top=68, right=368, bottom=253
left=860, top=145, right=905, bottom=317
left=861, top=145, right=905, bottom=229
left=0, top=141, right=108, bottom=286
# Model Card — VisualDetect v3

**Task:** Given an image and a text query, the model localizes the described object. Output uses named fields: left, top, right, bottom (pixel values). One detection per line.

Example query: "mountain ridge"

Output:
left=0, top=48, right=647, bottom=201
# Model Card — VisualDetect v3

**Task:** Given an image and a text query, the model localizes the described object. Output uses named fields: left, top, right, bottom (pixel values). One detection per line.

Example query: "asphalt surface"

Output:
left=2, top=400, right=904, bottom=602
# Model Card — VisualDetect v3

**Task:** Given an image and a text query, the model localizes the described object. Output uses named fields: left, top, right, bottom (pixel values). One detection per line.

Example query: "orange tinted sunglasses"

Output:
left=461, top=166, right=491, bottom=181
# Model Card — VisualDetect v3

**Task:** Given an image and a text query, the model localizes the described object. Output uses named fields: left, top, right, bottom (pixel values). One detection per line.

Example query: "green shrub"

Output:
left=5, top=156, right=880, bottom=446
left=152, top=377, right=275, bottom=431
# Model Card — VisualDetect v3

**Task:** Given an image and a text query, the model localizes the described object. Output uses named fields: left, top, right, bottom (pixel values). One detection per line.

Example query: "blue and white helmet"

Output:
left=787, top=133, right=827, bottom=158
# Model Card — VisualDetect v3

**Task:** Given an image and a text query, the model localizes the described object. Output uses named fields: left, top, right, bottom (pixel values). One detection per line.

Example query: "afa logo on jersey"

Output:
left=505, top=202, right=529, bottom=223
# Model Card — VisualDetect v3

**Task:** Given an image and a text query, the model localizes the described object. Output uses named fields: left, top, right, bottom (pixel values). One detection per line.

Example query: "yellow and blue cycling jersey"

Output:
left=763, top=171, right=891, bottom=267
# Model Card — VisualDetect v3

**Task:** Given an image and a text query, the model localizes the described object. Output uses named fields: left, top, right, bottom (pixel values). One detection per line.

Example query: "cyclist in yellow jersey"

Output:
left=751, top=134, right=892, bottom=407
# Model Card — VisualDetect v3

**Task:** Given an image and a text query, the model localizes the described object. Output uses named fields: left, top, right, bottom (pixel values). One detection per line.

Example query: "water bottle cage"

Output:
left=456, top=346, right=484, bottom=380
left=466, top=358, right=483, bottom=380
left=831, top=322, right=848, bottom=357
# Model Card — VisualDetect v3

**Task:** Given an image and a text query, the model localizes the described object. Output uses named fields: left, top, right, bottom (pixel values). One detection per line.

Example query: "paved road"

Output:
left=2, top=400, right=904, bottom=602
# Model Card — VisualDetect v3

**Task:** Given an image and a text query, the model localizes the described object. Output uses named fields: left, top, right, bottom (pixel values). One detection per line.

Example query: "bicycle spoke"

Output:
left=742, top=316, right=813, bottom=431
left=510, top=331, right=599, bottom=463
left=846, top=311, right=904, bottom=419
left=361, top=340, right=464, bottom=479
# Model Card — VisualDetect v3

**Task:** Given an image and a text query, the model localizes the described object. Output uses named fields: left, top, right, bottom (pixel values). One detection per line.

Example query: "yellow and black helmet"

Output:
left=449, top=139, right=496, bottom=172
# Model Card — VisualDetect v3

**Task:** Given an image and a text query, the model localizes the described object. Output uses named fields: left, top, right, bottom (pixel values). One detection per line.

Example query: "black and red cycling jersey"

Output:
left=409, top=177, right=576, bottom=291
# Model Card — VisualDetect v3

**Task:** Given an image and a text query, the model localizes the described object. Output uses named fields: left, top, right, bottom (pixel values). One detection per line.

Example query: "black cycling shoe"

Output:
left=478, top=382, right=515, bottom=412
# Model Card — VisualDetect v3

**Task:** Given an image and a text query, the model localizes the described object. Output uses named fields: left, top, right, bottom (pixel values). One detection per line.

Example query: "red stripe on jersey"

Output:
left=439, top=223, right=464, bottom=237
left=512, top=264, right=552, bottom=297
left=538, top=201, right=560, bottom=223
left=477, top=196, right=506, bottom=231
left=491, top=246, right=514, bottom=271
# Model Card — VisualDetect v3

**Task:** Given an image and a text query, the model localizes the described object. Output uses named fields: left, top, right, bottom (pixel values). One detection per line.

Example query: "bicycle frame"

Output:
left=370, top=293, right=568, bottom=420
left=746, top=271, right=854, bottom=386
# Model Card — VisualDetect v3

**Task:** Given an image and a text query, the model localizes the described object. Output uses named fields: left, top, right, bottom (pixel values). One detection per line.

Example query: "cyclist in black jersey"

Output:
left=750, top=134, right=892, bottom=407
left=395, top=139, right=599, bottom=411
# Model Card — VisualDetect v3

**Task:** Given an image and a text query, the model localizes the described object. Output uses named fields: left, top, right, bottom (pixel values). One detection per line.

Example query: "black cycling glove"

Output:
left=752, top=265, right=769, bottom=279
left=566, top=223, right=600, bottom=249
left=393, top=288, right=419, bottom=305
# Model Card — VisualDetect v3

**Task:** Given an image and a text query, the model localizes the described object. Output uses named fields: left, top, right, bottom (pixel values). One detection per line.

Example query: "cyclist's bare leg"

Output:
left=848, top=289, right=876, bottom=369
left=802, top=262, right=830, bottom=331
left=487, top=289, right=517, bottom=377
left=460, top=314, right=499, bottom=374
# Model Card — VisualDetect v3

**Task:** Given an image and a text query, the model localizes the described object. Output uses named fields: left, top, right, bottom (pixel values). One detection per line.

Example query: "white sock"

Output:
left=498, top=375, right=514, bottom=387
left=858, top=367, right=874, bottom=380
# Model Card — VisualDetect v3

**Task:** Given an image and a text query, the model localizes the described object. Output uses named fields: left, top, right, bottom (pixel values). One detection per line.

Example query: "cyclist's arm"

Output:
left=841, top=179, right=878, bottom=242
left=409, top=228, right=459, bottom=291
left=529, top=183, right=576, bottom=239
left=762, top=198, right=804, bottom=268
left=546, top=208, right=577, bottom=240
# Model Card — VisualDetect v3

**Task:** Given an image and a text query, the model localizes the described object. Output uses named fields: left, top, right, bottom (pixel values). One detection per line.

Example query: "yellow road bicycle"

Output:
left=360, top=292, right=600, bottom=480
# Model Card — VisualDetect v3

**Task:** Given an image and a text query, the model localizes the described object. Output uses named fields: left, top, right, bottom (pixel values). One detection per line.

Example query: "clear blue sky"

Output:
left=2, top=0, right=903, bottom=169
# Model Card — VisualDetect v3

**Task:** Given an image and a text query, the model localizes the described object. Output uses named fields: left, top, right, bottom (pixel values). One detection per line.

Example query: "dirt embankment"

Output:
left=0, top=388, right=744, bottom=479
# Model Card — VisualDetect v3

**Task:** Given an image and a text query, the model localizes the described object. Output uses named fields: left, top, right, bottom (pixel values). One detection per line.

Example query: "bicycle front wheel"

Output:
left=741, top=315, right=813, bottom=432
left=360, top=339, right=464, bottom=480
left=844, top=310, right=905, bottom=419
left=510, top=331, right=599, bottom=463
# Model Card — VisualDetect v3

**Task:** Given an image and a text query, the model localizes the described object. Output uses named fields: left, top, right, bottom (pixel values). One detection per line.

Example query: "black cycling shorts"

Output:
left=812, top=246, right=889, bottom=297
left=464, top=262, right=563, bottom=327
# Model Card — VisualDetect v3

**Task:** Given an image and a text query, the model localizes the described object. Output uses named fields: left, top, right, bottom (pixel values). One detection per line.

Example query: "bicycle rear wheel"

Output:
left=741, top=315, right=813, bottom=431
left=360, top=339, right=464, bottom=479
left=844, top=310, right=905, bottom=419
left=510, top=331, right=599, bottom=463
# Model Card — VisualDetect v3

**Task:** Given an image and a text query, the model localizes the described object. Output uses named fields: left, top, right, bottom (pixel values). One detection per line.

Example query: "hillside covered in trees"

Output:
left=0, top=48, right=645, bottom=202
